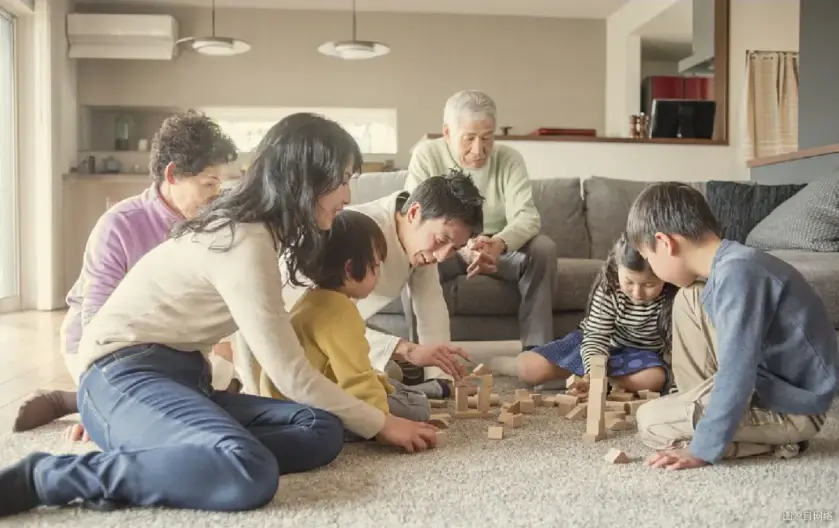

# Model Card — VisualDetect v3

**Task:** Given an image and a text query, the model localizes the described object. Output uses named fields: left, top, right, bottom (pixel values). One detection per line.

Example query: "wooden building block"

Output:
left=585, top=356, right=608, bottom=443
left=515, top=389, right=530, bottom=400
left=565, top=403, right=587, bottom=420
left=626, top=400, right=645, bottom=416
left=429, top=399, right=448, bottom=408
left=468, top=393, right=500, bottom=408
left=531, top=393, right=543, bottom=406
left=498, top=411, right=513, bottom=424
left=541, top=395, right=556, bottom=407
left=455, top=385, right=470, bottom=413
left=566, top=374, right=579, bottom=389
left=472, top=363, right=492, bottom=376
left=477, top=375, right=493, bottom=413
left=429, top=413, right=451, bottom=428
left=608, top=391, right=637, bottom=402
left=505, top=400, right=521, bottom=414
left=645, top=392, right=660, bottom=400
left=604, top=448, right=630, bottom=464
left=519, top=399, right=536, bottom=413
left=487, top=426, right=504, bottom=440
left=637, top=389, right=651, bottom=399
left=509, top=413, right=524, bottom=428
left=555, top=394, right=580, bottom=407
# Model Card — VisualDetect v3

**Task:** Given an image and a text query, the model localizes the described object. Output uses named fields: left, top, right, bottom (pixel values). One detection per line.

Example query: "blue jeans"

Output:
left=32, top=344, right=345, bottom=511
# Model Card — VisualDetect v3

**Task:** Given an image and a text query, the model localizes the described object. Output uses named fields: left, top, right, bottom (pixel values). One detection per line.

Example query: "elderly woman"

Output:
left=405, top=90, right=558, bottom=354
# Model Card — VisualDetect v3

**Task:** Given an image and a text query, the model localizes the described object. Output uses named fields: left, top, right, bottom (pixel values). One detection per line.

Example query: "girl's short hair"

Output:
left=308, top=210, right=388, bottom=290
left=585, top=232, right=679, bottom=350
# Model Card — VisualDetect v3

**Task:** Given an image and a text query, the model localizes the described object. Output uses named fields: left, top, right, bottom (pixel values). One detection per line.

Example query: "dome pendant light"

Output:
left=177, top=0, right=251, bottom=57
left=318, top=0, right=390, bottom=60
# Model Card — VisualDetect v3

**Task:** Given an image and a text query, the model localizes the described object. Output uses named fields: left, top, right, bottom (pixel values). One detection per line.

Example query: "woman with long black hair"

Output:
left=0, top=113, right=438, bottom=518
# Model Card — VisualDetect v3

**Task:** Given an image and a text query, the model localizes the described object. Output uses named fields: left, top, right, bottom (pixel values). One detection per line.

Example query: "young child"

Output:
left=259, top=209, right=431, bottom=430
left=626, top=181, right=839, bottom=471
left=495, top=232, right=677, bottom=394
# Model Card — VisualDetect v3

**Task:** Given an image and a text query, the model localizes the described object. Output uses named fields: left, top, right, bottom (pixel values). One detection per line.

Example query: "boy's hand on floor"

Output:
left=64, top=423, right=90, bottom=443
left=647, top=448, right=708, bottom=470
left=376, top=414, right=439, bottom=453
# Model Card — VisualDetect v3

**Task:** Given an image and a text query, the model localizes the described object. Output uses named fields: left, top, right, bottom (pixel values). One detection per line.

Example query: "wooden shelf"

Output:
left=423, top=134, right=727, bottom=146
left=747, top=143, right=839, bottom=168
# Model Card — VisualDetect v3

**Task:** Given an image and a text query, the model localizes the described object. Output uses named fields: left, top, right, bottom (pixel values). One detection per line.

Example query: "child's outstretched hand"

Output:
left=647, top=448, right=708, bottom=470
left=568, top=374, right=590, bottom=395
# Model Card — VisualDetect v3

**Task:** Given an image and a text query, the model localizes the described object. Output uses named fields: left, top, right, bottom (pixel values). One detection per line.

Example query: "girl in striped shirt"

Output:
left=502, top=232, right=678, bottom=394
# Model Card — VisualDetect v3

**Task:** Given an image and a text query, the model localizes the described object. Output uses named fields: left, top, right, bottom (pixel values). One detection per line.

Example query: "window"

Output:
left=200, top=106, right=398, bottom=155
left=0, top=8, right=17, bottom=305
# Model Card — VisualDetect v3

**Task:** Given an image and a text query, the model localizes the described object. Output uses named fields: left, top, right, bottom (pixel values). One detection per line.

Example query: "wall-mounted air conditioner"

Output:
left=67, top=13, right=179, bottom=60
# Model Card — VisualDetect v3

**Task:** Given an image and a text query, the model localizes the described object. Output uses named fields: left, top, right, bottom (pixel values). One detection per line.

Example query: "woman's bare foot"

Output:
left=13, top=390, right=79, bottom=432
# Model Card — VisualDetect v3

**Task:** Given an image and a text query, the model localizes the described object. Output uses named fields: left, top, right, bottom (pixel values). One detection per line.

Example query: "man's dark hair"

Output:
left=309, top=210, right=388, bottom=290
left=401, top=168, right=484, bottom=236
left=149, top=109, right=238, bottom=183
left=626, top=181, right=721, bottom=250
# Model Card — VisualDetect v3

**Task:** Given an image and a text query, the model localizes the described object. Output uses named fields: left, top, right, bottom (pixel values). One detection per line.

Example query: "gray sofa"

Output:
left=350, top=171, right=839, bottom=343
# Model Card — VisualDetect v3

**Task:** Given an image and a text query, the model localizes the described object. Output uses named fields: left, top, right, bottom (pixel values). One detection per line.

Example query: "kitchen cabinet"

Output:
left=641, top=75, right=715, bottom=115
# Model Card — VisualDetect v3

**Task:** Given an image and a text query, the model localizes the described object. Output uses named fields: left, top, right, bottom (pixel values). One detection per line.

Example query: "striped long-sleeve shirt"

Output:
left=578, top=283, right=665, bottom=373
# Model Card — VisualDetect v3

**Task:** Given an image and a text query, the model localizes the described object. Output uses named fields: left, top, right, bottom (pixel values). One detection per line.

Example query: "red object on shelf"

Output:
left=641, top=76, right=713, bottom=114
left=528, top=128, right=597, bottom=137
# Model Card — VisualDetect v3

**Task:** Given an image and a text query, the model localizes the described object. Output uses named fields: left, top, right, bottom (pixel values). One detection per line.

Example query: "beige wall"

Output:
left=76, top=4, right=607, bottom=166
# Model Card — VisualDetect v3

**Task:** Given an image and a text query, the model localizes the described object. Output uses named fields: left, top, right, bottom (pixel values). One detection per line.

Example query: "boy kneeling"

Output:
left=626, top=182, right=838, bottom=470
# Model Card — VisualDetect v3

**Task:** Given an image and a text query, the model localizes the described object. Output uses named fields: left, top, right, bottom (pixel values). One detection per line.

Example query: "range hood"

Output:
left=678, top=0, right=715, bottom=74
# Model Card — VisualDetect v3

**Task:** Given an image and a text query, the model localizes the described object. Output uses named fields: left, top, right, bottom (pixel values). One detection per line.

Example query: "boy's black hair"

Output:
left=149, top=109, right=238, bottom=183
left=585, top=232, right=679, bottom=354
left=310, top=209, right=388, bottom=290
left=626, top=182, right=722, bottom=250
left=400, top=168, right=485, bottom=237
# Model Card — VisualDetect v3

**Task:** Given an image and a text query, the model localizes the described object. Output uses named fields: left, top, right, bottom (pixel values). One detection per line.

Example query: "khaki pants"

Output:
left=636, top=283, right=825, bottom=459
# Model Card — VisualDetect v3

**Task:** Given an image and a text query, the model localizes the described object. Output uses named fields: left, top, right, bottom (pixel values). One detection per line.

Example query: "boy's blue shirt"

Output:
left=690, top=239, right=839, bottom=463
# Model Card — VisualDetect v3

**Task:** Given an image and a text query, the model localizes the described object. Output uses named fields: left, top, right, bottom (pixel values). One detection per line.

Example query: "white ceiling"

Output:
left=76, top=0, right=634, bottom=19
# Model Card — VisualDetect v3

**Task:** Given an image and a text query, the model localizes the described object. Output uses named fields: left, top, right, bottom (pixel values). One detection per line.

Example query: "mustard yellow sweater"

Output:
left=261, top=288, right=394, bottom=414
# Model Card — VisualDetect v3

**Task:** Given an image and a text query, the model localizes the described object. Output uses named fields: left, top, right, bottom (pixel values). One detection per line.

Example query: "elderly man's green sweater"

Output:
left=405, top=138, right=541, bottom=252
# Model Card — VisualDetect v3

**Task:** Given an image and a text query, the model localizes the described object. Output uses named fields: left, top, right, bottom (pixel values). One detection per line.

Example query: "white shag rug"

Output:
left=2, top=376, right=839, bottom=527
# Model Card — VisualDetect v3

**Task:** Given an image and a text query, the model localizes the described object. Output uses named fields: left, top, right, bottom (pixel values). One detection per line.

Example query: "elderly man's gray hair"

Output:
left=443, top=90, right=497, bottom=129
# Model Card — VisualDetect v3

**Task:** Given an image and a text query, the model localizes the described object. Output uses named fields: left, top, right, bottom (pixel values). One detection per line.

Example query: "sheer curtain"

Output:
left=0, top=9, right=16, bottom=301
left=741, top=50, right=800, bottom=161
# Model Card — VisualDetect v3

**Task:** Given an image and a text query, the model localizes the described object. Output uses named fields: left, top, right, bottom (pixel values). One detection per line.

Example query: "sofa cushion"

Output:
left=746, top=180, right=839, bottom=252
left=446, top=258, right=603, bottom=316
left=530, top=178, right=589, bottom=258
left=705, top=180, right=806, bottom=244
left=583, top=176, right=707, bottom=259
left=769, top=250, right=839, bottom=326
left=350, top=170, right=407, bottom=205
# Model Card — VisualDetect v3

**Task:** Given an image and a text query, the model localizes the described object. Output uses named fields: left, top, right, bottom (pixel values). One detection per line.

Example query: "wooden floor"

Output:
left=0, top=310, right=75, bottom=429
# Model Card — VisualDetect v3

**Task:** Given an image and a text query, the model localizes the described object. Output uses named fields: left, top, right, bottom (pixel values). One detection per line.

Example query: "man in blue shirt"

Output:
left=626, top=182, right=838, bottom=470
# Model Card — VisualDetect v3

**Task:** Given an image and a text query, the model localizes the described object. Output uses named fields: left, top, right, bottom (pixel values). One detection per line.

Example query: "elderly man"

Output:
left=405, top=90, right=557, bottom=351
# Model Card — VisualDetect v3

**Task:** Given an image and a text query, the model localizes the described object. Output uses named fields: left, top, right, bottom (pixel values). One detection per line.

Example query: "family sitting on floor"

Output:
left=1, top=90, right=837, bottom=519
